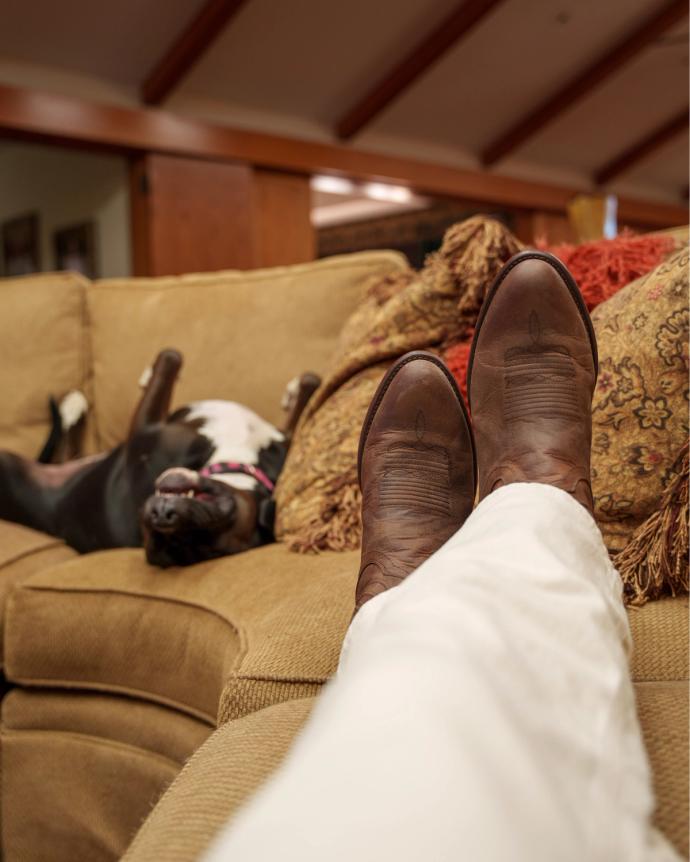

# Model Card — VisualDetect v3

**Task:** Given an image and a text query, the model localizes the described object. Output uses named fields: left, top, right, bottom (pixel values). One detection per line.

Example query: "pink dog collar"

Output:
left=200, top=461, right=275, bottom=494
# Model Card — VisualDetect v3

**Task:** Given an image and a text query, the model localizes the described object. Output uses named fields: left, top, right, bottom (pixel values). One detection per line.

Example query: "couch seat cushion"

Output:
left=5, top=544, right=357, bottom=724
left=0, top=520, right=76, bottom=670
left=1, top=689, right=213, bottom=862
left=88, top=251, right=408, bottom=449
left=2, top=731, right=176, bottom=862
left=0, top=271, right=89, bottom=457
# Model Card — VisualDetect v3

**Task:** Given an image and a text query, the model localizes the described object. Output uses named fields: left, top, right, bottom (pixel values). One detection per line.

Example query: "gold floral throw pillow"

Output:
left=591, top=247, right=689, bottom=552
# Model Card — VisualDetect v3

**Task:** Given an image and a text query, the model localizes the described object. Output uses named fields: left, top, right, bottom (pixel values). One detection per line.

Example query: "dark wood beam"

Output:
left=594, top=107, right=688, bottom=184
left=0, top=84, right=685, bottom=227
left=142, top=0, right=250, bottom=105
left=481, top=0, right=688, bottom=167
left=335, top=0, right=508, bottom=140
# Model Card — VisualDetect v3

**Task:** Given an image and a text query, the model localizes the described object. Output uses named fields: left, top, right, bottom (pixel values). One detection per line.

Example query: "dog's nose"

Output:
left=148, top=496, right=181, bottom=529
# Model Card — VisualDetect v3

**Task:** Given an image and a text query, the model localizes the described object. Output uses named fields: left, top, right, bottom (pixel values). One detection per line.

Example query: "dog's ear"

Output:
left=257, top=497, right=276, bottom=538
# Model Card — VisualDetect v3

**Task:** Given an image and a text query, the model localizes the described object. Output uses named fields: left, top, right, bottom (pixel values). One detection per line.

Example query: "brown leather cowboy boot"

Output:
left=468, top=250, right=598, bottom=511
left=355, top=352, right=476, bottom=613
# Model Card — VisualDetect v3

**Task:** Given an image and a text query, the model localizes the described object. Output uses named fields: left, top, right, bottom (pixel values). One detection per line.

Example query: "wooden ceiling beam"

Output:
left=481, top=0, right=688, bottom=167
left=141, top=0, right=250, bottom=105
left=0, top=83, right=685, bottom=227
left=335, top=0, right=508, bottom=140
left=594, top=106, right=688, bottom=185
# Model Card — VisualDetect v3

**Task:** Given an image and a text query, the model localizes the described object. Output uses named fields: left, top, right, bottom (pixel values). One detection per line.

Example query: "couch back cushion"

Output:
left=87, top=252, right=407, bottom=450
left=0, top=272, right=89, bottom=458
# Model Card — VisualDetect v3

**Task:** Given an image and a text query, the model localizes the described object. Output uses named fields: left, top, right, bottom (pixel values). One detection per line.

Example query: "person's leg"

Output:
left=205, top=483, right=675, bottom=862
left=204, top=254, right=677, bottom=862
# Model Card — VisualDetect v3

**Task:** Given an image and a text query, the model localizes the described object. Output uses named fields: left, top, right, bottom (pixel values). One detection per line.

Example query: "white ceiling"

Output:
left=0, top=0, right=686, bottom=204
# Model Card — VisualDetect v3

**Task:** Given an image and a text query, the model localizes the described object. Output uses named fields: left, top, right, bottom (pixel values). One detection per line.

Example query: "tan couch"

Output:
left=0, top=254, right=687, bottom=861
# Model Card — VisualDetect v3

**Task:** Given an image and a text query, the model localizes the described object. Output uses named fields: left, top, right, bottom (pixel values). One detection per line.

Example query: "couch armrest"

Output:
left=123, top=697, right=316, bottom=861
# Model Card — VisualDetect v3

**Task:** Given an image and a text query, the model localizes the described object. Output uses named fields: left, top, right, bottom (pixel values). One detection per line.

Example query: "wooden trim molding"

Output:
left=0, top=83, right=685, bottom=227
left=481, top=0, right=688, bottom=167
left=594, top=107, right=688, bottom=185
left=335, top=0, right=507, bottom=140
left=142, top=0, right=250, bottom=105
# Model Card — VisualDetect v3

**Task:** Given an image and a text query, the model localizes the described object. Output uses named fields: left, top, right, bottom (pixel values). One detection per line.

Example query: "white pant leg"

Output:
left=204, top=484, right=679, bottom=862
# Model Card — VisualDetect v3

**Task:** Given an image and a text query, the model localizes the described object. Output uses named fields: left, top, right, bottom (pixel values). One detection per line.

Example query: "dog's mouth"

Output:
left=154, top=468, right=216, bottom=502
left=143, top=468, right=236, bottom=535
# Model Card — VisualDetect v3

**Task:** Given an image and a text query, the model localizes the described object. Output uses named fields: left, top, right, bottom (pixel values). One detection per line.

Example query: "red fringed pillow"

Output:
left=540, top=230, right=677, bottom=310
left=444, top=231, right=680, bottom=400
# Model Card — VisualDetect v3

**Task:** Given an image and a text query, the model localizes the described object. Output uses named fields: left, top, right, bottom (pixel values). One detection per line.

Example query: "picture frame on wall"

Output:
left=1, top=212, right=41, bottom=276
left=54, top=221, right=98, bottom=278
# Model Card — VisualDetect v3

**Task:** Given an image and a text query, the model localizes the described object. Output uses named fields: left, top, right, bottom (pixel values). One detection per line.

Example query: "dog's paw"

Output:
left=59, top=390, right=88, bottom=430
left=138, top=365, right=153, bottom=389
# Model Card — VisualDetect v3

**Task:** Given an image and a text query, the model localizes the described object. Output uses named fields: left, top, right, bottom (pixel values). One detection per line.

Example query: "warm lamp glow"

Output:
left=362, top=182, right=414, bottom=203
left=310, top=175, right=356, bottom=195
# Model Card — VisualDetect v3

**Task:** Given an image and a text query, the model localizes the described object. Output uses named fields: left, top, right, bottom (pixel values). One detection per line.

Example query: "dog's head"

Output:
left=141, top=467, right=262, bottom=567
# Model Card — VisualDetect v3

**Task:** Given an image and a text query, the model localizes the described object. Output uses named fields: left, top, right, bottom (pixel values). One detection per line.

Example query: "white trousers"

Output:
left=205, top=484, right=679, bottom=862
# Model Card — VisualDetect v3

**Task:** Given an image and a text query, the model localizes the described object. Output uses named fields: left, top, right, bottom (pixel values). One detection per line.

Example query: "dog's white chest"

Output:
left=185, top=401, right=284, bottom=491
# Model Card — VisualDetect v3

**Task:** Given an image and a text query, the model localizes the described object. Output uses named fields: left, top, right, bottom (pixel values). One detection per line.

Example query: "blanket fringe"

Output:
left=614, top=441, right=689, bottom=606
left=285, top=469, right=363, bottom=554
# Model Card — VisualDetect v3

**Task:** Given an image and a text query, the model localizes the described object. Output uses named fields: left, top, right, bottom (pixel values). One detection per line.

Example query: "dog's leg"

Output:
left=281, top=372, right=321, bottom=443
left=0, top=451, right=54, bottom=533
left=38, top=391, right=89, bottom=463
left=128, top=349, right=183, bottom=440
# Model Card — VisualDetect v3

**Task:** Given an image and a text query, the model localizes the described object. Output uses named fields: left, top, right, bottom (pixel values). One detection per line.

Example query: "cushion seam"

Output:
left=4, top=677, right=218, bottom=725
left=10, top=584, right=245, bottom=647
left=0, top=540, right=70, bottom=572
left=1, top=727, right=182, bottom=771
left=233, top=672, right=329, bottom=685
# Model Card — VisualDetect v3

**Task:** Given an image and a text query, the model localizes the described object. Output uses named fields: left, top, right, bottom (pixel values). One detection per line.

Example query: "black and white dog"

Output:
left=0, top=349, right=319, bottom=567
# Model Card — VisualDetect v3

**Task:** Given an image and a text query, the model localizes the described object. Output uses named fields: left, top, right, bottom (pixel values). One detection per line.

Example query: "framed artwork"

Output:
left=54, top=221, right=98, bottom=278
left=2, top=212, right=41, bottom=276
